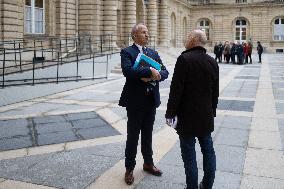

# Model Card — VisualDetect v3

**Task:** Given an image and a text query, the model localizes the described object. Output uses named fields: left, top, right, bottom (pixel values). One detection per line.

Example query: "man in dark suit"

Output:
left=119, top=23, right=169, bottom=185
left=165, top=29, right=219, bottom=189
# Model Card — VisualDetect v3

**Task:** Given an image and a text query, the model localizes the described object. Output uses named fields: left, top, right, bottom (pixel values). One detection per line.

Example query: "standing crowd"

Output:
left=214, top=41, right=263, bottom=64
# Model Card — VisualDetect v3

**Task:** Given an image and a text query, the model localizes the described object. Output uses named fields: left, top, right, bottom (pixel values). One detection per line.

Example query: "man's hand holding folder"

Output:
left=133, top=53, right=162, bottom=71
left=141, top=67, right=160, bottom=82
left=134, top=53, right=161, bottom=82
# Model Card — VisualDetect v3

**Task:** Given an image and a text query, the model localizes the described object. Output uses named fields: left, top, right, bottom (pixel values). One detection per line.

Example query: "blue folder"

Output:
left=133, top=54, right=161, bottom=71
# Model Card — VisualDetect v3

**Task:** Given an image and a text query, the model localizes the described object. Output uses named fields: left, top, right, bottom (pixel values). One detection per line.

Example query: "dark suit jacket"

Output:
left=165, top=46, right=219, bottom=137
left=119, top=44, right=169, bottom=109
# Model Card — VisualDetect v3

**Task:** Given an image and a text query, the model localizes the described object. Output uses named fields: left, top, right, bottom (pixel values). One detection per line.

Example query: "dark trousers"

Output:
left=231, top=53, right=235, bottom=64
left=237, top=53, right=243, bottom=64
left=125, top=106, right=156, bottom=170
left=247, top=53, right=252, bottom=63
left=215, top=54, right=221, bottom=63
left=180, top=134, right=216, bottom=189
left=258, top=53, right=262, bottom=63
left=225, top=54, right=230, bottom=63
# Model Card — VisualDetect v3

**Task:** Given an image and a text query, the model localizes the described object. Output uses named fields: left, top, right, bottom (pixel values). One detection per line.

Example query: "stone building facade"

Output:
left=0, top=0, right=284, bottom=52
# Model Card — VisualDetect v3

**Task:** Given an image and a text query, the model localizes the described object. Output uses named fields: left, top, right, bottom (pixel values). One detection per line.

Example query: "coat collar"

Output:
left=182, top=46, right=206, bottom=54
left=132, top=43, right=148, bottom=53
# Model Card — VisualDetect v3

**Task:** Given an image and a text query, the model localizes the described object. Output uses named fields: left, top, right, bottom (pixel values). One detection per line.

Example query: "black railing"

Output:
left=0, top=34, right=117, bottom=88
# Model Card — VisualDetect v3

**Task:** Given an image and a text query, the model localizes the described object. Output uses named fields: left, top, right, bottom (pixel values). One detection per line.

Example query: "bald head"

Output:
left=185, top=29, right=207, bottom=49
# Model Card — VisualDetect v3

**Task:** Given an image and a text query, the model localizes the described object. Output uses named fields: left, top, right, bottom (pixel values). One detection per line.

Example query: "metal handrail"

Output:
left=0, top=34, right=117, bottom=88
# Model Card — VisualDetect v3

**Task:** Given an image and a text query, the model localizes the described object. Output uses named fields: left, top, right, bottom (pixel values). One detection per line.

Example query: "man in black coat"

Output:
left=119, top=23, right=169, bottom=185
left=257, top=41, right=263, bottom=63
left=165, top=29, right=219, bottom=189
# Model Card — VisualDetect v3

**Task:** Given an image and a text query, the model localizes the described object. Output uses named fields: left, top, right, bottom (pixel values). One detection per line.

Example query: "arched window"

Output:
left=25, top=0, right=45, bottom=34
left=235, top=19, right=246, bottom=42
left=170, top=13, right=176, bottom=47
left=273, top=17, right=284, bottom=41
left=198, top=19, right=210, bottom=40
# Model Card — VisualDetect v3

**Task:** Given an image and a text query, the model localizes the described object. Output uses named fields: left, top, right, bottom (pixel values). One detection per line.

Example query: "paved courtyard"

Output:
left=0, top=49, right=283, bottom=189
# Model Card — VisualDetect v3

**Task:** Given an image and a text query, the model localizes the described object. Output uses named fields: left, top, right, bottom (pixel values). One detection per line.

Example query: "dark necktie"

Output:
left=142, top=47, right=147, bottom=55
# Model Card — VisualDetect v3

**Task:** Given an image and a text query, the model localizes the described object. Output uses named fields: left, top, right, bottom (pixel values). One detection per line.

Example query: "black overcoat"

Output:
left=165, top=46, right=219, bottom=137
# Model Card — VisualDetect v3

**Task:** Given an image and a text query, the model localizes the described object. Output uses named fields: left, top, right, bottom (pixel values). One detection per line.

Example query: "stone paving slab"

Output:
left=221, top=115, right=251, bottom=130
left=33, top=115, right=66, bottom=124
left=0, top=112, right=121, bottom=151
left=217, top=99, right=254, bottom=112
left=65, top=112, right=99, bottom=121
left=215, top=128, right=249, bottom=147
left=37, top=131, right=78, bottom=146
left=76, top=126, right=120, bottom=139
left=214, top=145, right=246, bottom=174
left=0, top=143, right=125, bottom=189
left=35, top=122, right=73, bottom=134
left=0, top=136, right=33, bottom=151
left=240, top=175, right=284, bottom=189
left=243, top=148, right=284, bottom=179
left=0, top=119, right=30, bottom=138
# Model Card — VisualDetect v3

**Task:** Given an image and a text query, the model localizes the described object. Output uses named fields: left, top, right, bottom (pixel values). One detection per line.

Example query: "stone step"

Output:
left=111, top=68, right=122, bottom=74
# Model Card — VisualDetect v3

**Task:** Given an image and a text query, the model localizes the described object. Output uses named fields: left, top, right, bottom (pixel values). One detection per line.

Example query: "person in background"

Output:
left=243, top=42, right=249, bottom=64
left=165, top=29, right=219, bottom=189
left=236, top=41, right=244, bottom=64
left=247, top=41, right=253, bottom=64
left=257, top=41, right=263, bottom=63
left=213, top=43, right=219, bottom=62
left=230, top=42, right=237, bottom=64
left=119, top=23, right=169, bottom=185
left=223, top=41, right=231, bottom=63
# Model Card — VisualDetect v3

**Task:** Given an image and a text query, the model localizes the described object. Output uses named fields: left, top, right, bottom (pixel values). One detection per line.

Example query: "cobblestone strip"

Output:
left=240, top=59, right=284, bottom=188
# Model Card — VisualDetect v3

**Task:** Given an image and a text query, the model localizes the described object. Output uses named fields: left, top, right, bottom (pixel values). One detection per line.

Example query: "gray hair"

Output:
left=131, top=23, right=145, bottom=40
left=185, top=29, right=207, bottom=49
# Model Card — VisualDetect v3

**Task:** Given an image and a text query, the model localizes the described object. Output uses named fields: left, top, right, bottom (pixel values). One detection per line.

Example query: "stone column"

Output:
left=79, top=1, right=101, bottom=48
left=56, top=0, right=67, bottom=38
left=0, top=1, right=3, bottom=40
left=103, top=0, right=117, bottom=47
left=2, top=0, right=23, bottom=40
left=159, top=0, right=168, bottom=47
left=125, top=0, right=136, bottom=46
left=147, top=0, right=158, bottom=47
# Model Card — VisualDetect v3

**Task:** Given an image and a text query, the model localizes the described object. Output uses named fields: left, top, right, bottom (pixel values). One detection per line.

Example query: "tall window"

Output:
left=183, top=17, right=187, bottom=44
left=25, top=0, right=44, bottom=34
left=235, top=19, right=246, bottom=42
left=198, top=19, right=210, bottom=40
left=273, top=18, right=284, bottom=41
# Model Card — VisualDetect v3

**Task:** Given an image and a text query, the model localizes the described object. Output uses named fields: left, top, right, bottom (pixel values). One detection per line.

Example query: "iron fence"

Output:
left=0, top=34, right=156, bottom=88
left=0, top=34, right=117, bottom=88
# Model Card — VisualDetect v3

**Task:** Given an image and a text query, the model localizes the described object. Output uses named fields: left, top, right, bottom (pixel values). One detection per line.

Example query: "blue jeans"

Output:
left=180, top=134, right=216, bottom=189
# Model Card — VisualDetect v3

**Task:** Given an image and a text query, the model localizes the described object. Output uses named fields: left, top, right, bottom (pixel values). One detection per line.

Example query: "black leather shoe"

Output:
left=125, top=169, right=134, bottom=185
left=143, top=164, right=163, bottom=176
